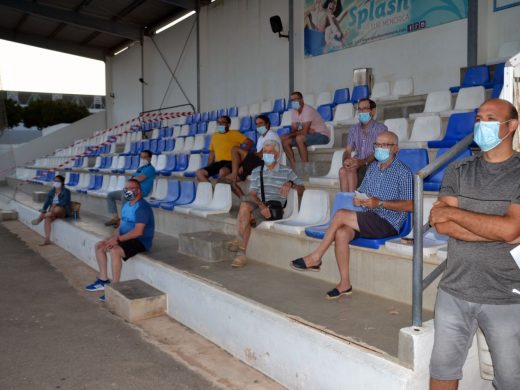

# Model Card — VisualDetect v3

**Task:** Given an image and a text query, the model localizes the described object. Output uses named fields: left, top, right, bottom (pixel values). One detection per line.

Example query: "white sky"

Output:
left=0, top=39, right=105, bottom=95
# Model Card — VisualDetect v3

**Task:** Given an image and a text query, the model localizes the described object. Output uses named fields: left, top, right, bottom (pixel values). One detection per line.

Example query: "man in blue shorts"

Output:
left=429, top=98, right=520, bottom=390
left=86, top=179, right=155, bottom=302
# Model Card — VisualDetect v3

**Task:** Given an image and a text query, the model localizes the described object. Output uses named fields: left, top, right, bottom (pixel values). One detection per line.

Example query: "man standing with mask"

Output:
left=429, top=98, right=520, bottom=390
left=104, top=149, right=156, bottom=227
left=196, top=115, right=253, bottom=182
left=340, top=98, right=387, bottom=192
left=228, top=140, right=304, bottom=267
left=86, top=179, right=155, bottom=302
left=291, top=131, right=412, bottom=299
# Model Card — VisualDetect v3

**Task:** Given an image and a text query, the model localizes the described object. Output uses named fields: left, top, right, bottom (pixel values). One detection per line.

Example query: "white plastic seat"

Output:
left=316, top=91, right=332, bottom=107
left=114, top=156, right=125, bottom=171
left=172, top=137, right=185, bottom=154
left=378, top=78, right=414, bottom=101
left=115, top=175, right=126, bottom=191
left=309, top=150, right=343, bottom=187
left=151, top=129, right=160, bottom=139
left=272, top=189, right=330, bottom=235
left=440, top=86, right=485, bottom=117
left=248, top=103, right=260, bottom=116
left=238, top=105, right=249, bottom=117
left=371, top=81, right=390, bottom=100
left=182, top=136, right=194, bottom=153
left=332, top=103, right=357, bottom=126
left=179, top=125, right=190, bottom=137
left=383, top=118, right=409, bottom=142
left=303, top=93, right=315, bottom=108
left=260, top=100, right=272, bottom=113
left=147, top=178, right=168, bottom=201
left=72, top=173, right=90, bottom=190
left=400, top=115, right=442, bottom=148
left=172, top=126, right=182, bottom=138
left=410, top=90, right=452, bottom=119
left=173, top=153, right=201, bottom=177
left=192, top=134, right=205, bottom=151
left=150, top=155, right=158, bottom=168
left=279, top=110, right=292, bottom=127
left=308, top=123, right=335, bottom=151
left=175, top=182, right=213, bottom=215
left=257, top=189, right=299, bottom=229
left=230, top=117, right=239, bottom=130
left=89, top=175, right=112, bottom=197
left=188, top=183, right=232, bottom=217
left=207, top=121, right=217, bottom=134
left=155, top=154, right=168, bottom=171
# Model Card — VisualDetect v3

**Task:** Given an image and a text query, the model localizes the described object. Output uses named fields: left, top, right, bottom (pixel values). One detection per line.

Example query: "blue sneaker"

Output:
left=85, top=278, right=110, bottom=292
left=98, top=295, right=106, bottom=302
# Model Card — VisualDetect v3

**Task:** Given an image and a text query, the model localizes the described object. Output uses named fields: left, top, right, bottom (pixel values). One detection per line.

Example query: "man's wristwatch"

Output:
left=378, top=200, right=384, bottom=208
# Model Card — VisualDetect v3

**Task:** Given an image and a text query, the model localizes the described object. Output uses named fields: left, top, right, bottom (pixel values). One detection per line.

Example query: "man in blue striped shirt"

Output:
left=292, top=131, right=413, bottom=299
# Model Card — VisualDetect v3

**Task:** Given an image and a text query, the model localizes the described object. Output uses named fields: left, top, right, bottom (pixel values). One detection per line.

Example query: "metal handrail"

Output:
left=139, top=103, right=195, bottom=116
left=412, top=133, right=475, bottom=327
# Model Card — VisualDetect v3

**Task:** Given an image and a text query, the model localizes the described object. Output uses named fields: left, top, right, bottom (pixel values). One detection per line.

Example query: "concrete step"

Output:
left=106, top=279, right=166, bottom=323
left=0, top=209, right=18, bottom=221
left=178, top=230, right=235, bottom=262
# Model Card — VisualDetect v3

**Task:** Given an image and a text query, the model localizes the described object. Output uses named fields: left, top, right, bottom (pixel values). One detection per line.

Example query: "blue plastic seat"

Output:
left=427, top=111, right=476, bottom=149
left=148, top=180, right=181, bottom=208
left=201, top=112, right=209, bottom=122
left=164, top=138, right=175, bottom=153
left=228, top=106, right=238, bottom=117
left=317, top=104, right=332, bottom=121
left=65, top=173, right=79, bottom=186
left=156, top=139, right=166, bottom=154
left=268, top=112, right=280, bottom=127
left=423, top=148, right=472, bottom=191
left=333, top=88, right=350, bottom=106
left=209, top=110, right=218, bottom=121
left=450, top=65, right=491, bottom=93
left=272, top=98, right=286, bottom=113
left=77, top=175, right=96, bottom=193
left=159, top=154, right=177, bottom=176
left=217, top=108, right=227, bottom=117
left=240, top=116, right=252, bottom=132
left=159, top=181, right=196, bottom=210
left=491, top=83, right=502, bottom=99
left=243, top=130, right=257, bottom=146
left=493, top=62, right=505, bottom=85
left=398, top=148, right=429, bottom=174
left=186, top=115, right=193, bottom=125
left=173, top=154, right=189, bottom=172
left=149, top=138, right=159, bottom=154
left=193, top=113, right=201, bottom=123
left=349, top=85, right=369, bottom=103
left=202, top=134, right=211, bottom=152
left=85, top=175, right=103, bottom=193
left=201, top=153, right=209, bottom=167
left=277, top=127, right=292, bottom=136
left=129, top=155, right=140, bottom=170
left=197, top=122, right=207, bottom=134
left=189, top=124, right=198, bottom=136
left=162, top=127, right=173, bottom=138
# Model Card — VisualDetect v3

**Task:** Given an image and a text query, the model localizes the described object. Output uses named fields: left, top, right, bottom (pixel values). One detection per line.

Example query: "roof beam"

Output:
left=48, top=0, right=95, bottom=39
left=156, top=0, right=196, bottom=10
left=0, top=27, right=106, bottom=60
left=0, top=0, right=142, bottom=40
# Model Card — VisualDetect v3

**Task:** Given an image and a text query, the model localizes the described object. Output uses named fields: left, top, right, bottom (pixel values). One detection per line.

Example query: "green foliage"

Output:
left=5, top=99, right=23, bottom=128
left=22, top=100, right=90, bottom=130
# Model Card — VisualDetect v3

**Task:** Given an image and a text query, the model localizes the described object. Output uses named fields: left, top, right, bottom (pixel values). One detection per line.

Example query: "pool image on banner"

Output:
left=304, top=0, right=468, bottom=57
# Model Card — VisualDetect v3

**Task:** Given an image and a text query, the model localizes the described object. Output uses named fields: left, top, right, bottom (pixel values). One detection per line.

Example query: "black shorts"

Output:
left=354, top=211, right=397, bottom=239
left=119, top=238, right=146, bottom=261
left=203, top=160, right=232, bottom=177
left=357, top=164, right=368, bottom=185
left=239, top=153, right=262, bottom=181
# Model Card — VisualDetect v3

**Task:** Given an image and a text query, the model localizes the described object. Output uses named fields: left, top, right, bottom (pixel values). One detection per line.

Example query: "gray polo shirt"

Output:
left=438, top=152, right=520, bottom=305
left=249, top=163, right=303, bottom=204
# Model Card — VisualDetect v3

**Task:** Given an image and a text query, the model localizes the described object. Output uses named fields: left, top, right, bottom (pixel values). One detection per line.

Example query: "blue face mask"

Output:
left=290, top=100, right=301, bottom=110
left=357, top=112, right=371, bottom=124
left=257, top=126, right=267, bottom=135
left=262, top=153, right=276, bottom=165
left=374, top=147, right=390, bottom=162
left=473, top=120, right=511, bottom=152
left=216, top=125, right=227, bottom=133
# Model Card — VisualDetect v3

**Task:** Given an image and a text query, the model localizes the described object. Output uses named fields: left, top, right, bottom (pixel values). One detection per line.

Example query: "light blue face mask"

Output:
left=374, top=147, right=390, bottom=162
left=216, top=125, right=227, bottom=133
left=357, top=112, right=371, bottom=124
left=257, top=126, right=267, bottom=135
left=290, top=100, right=301, bottom=110
left=263, top=153, right=276, bottom=165
left=473, top=120, right=511, bottom=152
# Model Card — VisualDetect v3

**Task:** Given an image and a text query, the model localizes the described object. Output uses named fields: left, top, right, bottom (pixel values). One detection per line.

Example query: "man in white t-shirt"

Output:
left=281, top=91, right=330, bottom=170
left=224, top=114, right=281, bottom=197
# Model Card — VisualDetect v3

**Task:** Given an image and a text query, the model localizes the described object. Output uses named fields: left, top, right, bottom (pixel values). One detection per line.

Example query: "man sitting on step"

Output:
left=290, top=131, right=413, bottom=299
left=228, top=140, right=304, bottom=268
left=85, top=179, right=155, bottom=302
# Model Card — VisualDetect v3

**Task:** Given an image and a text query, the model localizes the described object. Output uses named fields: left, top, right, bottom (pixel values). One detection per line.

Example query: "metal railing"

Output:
left=411, top=133, right=474, bottom=327
left=139, top=103, right=195, bottom=116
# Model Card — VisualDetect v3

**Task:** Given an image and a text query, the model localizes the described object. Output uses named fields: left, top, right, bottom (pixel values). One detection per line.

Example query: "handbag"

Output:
left=260, top=164, right=285, bottom=221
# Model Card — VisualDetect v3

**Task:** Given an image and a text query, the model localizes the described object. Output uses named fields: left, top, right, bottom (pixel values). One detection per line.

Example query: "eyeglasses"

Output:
left=373, top=143, right=395, bottom=148
left=358, top=106, right=372, bottom=112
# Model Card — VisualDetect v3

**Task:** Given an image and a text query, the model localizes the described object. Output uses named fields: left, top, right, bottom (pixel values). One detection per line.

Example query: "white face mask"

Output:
left=53, top=181, right=62, bottom=189
left=139, top=158, right=148, bottom=167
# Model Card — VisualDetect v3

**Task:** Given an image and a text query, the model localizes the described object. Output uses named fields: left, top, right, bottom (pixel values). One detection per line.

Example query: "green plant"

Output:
left=5, top=99, right=23, bottom=128
left=23, top=100, right=90, bottom=129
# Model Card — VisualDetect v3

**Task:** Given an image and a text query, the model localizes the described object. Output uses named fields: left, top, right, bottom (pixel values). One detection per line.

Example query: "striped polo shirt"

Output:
left=358, top=157, right=413, bottom=231
left=347, top=120, right=388, bottom=160
left=249, top=163, right=303, bottom=203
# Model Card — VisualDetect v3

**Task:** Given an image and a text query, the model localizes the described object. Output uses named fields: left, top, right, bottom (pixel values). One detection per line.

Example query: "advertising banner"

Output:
left=304, top=0, right=468, bottom=57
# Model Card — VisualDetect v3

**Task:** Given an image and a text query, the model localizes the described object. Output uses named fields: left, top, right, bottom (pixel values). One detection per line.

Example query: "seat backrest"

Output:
left=150, top=155, right=158, bottom=167
left=183, top=136, right=195, bottom=152
left=240, top=116, right=252, bottom=132
left=492, top=62, right=505, bottom=85
left=238, top=105, right=249, bottom=117
left=333, top=88, right=350, bottom=105
left=151, top=178, right=167, bottom=200
left=172, top=126, right=182, bottom=138
left=268, top=112, right=281, bottom=127
left=180, top=124, right=190, bottom=137
left=217, top=108, right=227, bottom=117
left=175, top=154, right=189, bottom=171
left=185, top=153, right=201, bottom=172
left=384, top=118, right=409, bottom=142
left=191, top=182, right=213, bottom=207
left=410, top=115, right=442, bottom=141
left=443, top=111, right=477, bottom=141
left=317, top=104, right=332, bottom=121
left=177, top=181, right=197, bottom=203
left=392, top=78, right=414, bottom=96
left=197, top=122, right=207, bottom=134
left=201, top=112, right=209, bottom=122
left=116, top=175, right=126, bottom=190
left=173, top=137, right=185, bottom=153
left=208, top=183, right=232, bottom=211
left=454, top=86, right=485, bottom=110
left=260, top=100, right=272, bottom=113
left=296, top=189, right=330, bottom=224
left=130, top=155, right=140, bottom=169
left=324, top=150, right=344, bottom=176
left=166, top=180, right=181, bottom=201
left=491, top=83, right=502, bottom=99
left=107, top=175, right=118, bottom=192
left=207, top=121, right=216, bottom=134
left=280, top=110, right=292, bottom=127
left=423, top=90, right=452, bottom=113
left=164, top=138, right=175, bottom=152
left=156, top=154, right=167, bottom=171
left=397, top=148, right=429, bottom=174
left=282, top=189, right=299, bottom=219
left=427, top=148, right=472, bottom=185
left=350, top=85, right=369, bottom=103
left=303, top=93, right=315, bottom=108
left=316, top=91, right=332, bottom=107
left=192, top=134, right=205, bottom=151
left=331, top=192, right=364, bottom=216
left=209, top=110, right=218, bottom=121
left=228, top=106, right=238, bottom=117
left=188, top=124, right=198, bottom=136
left=273, top=98, right=286, bottom=113
left=462, top=65, right=490, bottom=87
left=371, top=82, right=390, bottom=99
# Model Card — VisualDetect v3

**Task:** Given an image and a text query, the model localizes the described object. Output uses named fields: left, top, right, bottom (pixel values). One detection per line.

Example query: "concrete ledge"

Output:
left=0, top=209, right=18, bottom=221
left=178, top=230, right=235, bottom=262
left=106, top=279, right=166, bottom=323
left=33, top=191, right=47, bottom=202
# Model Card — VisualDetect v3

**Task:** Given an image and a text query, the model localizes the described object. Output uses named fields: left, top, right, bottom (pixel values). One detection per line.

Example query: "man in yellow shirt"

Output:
left=196, top=115, right=254, bottom=182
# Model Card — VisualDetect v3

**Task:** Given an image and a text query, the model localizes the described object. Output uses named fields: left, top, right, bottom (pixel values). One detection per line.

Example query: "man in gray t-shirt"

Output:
left=428, top=99, right=520, bottom=390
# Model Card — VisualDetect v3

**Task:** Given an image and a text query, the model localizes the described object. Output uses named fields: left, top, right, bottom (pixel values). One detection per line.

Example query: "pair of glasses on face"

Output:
left=358, top=107, right=372, bottom=112
left=373, top=143, right=395, bottom=148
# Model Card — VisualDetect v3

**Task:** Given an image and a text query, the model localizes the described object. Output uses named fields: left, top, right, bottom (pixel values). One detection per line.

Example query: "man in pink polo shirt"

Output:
left=281, top=91, right=330, bottom=170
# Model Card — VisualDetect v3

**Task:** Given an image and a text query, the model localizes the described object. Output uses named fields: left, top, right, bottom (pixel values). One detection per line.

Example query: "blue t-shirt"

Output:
left=132, top=163, right=156, bottom=197
left=120, top=198, right=155, bottom=251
